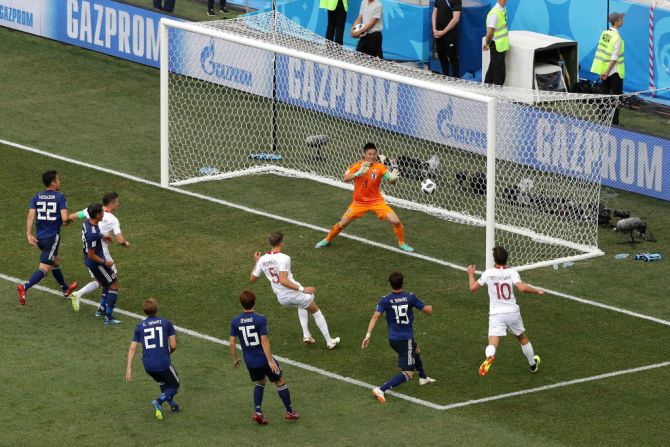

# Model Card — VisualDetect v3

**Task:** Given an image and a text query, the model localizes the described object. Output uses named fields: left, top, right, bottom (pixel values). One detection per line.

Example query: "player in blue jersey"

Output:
left=361, top=271, right=435, bottom=403
left=126, top=298, right=181, bottom=420
left=17, top=170, right=77, bottom=305
left=82, top=203, right=121, bottom=325
left=230, top=290, right=299, bottom=424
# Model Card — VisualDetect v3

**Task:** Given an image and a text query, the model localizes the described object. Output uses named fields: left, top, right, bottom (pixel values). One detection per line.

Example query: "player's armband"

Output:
left=76, top=209, right=89, bottom=220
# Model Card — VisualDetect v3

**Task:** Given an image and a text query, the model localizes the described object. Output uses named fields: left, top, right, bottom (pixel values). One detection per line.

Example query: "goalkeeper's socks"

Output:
left=24, top=269, right=47, bottom=291
left=392, top=223, right=405, bottom=245
left=521, top=342, right=536, bottom=365
left=312, top=310, right=332, bottom=342
left=414, top=353, right=427, bottom=379
left=325, top=223, right=343, bottom=242
left=380, top=372, right=410, bottom=392
left=51, top=267, right=68, bottom=290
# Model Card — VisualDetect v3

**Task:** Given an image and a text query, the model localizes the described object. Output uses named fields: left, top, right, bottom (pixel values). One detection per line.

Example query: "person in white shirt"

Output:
left=467, top=246, right=544, bottom=376
left=351, top=0, right=383, bottom=58
left=251, top=231, right=340, bottom=350
left=69, top=192, right=130, bottom=313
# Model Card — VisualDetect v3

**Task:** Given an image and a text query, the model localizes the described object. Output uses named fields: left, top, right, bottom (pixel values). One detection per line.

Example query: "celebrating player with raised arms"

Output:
left=82, top=203, right=121, bottom=325
left=230, top=290, right=299, bottom=425
left=17, top=170, right=77, bottom=305
left=315, top=142, right=413, bottom=252
left=69, top=192, right=130, bottom=313
left=251, top=231, right=340, bottom=349
left=361, top=271, right=435, bottom=403
left=467, top=246, right=544, bottom=376
left=126, top=298, right=181, bottom=420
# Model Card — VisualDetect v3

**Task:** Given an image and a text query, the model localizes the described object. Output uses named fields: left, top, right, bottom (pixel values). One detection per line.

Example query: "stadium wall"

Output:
left=0, top=0, right=668, bottom=201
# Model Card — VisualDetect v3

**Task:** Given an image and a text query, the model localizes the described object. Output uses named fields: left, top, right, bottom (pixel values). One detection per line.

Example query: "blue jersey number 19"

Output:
left=391, top=304, right=409, bottom=324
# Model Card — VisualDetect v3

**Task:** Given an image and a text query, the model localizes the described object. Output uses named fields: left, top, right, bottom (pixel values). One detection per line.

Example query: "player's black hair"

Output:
left=493, top=246, right=509, bottom=265
left=143, top=298, right=158, bottom=316
left=42, top=170, right=58, bottom=187
left=363, top=142, right=377, bottom=152
left=102, top=192, right=119, bottom=206
left=87, top=203, right=104, bottom=220
left=269, top=231, right=284, bottom=247
left=389, top=271, right=404, bottom=290
left=239, top=290, right=256, bottom=310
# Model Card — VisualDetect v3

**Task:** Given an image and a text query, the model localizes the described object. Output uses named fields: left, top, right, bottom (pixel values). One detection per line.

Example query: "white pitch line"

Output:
left=439, top=360, right=670, bottom=410
left=0, top=272, right=441, bottom=410
left=4, top=272, right=669, bottom=412
left=3, top=138, right=670, bottom=329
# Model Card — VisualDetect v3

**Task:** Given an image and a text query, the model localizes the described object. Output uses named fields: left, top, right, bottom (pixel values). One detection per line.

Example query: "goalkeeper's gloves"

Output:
left=354, top=161, right=371, bottom=177
left=388, top=168, right=400, bottom=183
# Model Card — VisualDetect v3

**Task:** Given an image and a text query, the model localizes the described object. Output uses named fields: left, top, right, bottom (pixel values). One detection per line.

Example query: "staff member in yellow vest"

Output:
left=321, top=0, right=348, bottom=45
left=591, top=12, right=625, bottom=125
left=483, top=0, right=509, bottom=86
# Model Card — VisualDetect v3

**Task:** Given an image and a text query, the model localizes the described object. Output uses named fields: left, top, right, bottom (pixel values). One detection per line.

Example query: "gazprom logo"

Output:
left=0, top=5, right=33, bottom=27
left=436, top=97, right=487, bottom=150
left=200, top=39, right=253, bottom=87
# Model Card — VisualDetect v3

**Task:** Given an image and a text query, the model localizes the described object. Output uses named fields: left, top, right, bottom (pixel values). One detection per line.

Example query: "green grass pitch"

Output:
left=1, top=26, right=670, bottom=446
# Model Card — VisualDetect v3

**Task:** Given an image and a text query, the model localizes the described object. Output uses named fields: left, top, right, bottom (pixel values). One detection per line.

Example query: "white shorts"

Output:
left=276, top=290, right=314, bottom=309
left=488, top=311, right=525, bottom=337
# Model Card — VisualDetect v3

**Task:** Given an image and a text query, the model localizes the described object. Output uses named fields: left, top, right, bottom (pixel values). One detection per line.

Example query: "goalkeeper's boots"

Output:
left=63, top=282, right=78, bottom=298
left=17, top=284, right=26, bottom=306
left=314, top=239, right=330, bottom=248
left=152, top=400, right=164, bottom=420
left=399, top=243, right=415, bottom=253
left=71, top=292, right=80, bottom=312
left=479, top=356, right=495, bottom=376
left=252, top=412, right=268, bottom=425
left=530, top=355, right=541, bottom=373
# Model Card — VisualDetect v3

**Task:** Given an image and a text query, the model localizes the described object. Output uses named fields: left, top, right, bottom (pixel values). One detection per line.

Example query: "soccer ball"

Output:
left=421, top=178, right=436, bottom=194
left=353, top=23, right=364, bottom=33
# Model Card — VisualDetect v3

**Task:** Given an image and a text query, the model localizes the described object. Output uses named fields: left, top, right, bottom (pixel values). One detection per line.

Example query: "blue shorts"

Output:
left=247, top=358, right=282, bottom=383
left=389, top=338, right=417, bottom=372
left=87, top=264, right=117, bottom=287
left=38, top=234, right=60, bottom=265
left=146, top=365, right=180, bottom=391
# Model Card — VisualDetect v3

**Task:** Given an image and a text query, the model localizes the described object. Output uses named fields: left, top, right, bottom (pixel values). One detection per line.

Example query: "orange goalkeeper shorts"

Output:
left=344, top=202, right=394, bottom=220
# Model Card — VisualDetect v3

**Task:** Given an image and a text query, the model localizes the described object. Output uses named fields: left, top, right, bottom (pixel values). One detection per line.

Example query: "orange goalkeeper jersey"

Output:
left=347, top=161, right=388, bottom=205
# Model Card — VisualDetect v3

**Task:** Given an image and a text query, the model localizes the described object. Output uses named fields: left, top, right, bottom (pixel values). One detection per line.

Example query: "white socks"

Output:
left=297, top=308, right=311, bottom=338
left=312, top=310, right=332, bottom=343
left=521, top=342, right=536, bottom=365
left=485, top=344, right=496, bottom=358
left=77, top=281, right=99, bottom=298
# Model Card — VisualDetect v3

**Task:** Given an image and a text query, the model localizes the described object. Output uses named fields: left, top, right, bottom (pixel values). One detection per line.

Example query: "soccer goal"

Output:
left=159, top=13, right=618, bottom=270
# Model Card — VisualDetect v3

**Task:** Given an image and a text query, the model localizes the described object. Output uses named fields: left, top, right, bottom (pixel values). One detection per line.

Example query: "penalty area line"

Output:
left=0, top=272, right=442, bottom=411
left=3, top=139, right=670, bottom=329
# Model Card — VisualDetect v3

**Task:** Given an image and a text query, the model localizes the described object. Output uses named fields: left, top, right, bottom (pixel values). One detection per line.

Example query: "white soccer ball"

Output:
left=353, top=23, right=364, bottom=33
left=421, top=178, right=437, bottom=194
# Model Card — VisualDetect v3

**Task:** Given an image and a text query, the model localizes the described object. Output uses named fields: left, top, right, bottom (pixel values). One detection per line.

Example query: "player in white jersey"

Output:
left=69, top=192, right=130, bottom=312
left=467, top=246, right=544, bottom=376
left=250, top=231, right=340, bottom=350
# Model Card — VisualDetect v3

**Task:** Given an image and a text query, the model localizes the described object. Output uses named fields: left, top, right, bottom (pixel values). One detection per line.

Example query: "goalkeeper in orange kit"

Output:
left=315, top=142, right=414, bottom=252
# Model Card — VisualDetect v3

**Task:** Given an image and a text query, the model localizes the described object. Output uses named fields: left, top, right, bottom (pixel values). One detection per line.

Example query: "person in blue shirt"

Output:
left=82, top=203, right=121, bottom=325
left=17, top=170, right=77, bottom=305
left=230, top=290, right=299, bottom=425
left=361, top=271, right=435, bottom=403
left=126, top=298, right=181, bottom=420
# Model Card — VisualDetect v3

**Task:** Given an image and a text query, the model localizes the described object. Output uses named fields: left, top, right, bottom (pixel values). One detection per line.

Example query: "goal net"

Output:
left=159, top=12, right=618, bottom=270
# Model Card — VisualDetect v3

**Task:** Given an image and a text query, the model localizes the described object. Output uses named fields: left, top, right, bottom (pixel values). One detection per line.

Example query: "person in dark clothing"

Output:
left=153, top=0, right=175, bottom=13
left=432, top=0, right=461, bottom=78
left=322, top=0, right=349, bottom=45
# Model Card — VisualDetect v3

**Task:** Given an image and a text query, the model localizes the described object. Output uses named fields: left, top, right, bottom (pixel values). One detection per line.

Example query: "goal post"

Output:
left=159, top=13, right=616, bottom=271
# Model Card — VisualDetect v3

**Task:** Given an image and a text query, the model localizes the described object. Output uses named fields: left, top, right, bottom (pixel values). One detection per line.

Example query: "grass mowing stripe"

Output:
left=0, top=272, right=443, bottom=410
left=4, top=138, right=670, bottom=330
left=5, top=271, right=668, bottom=413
